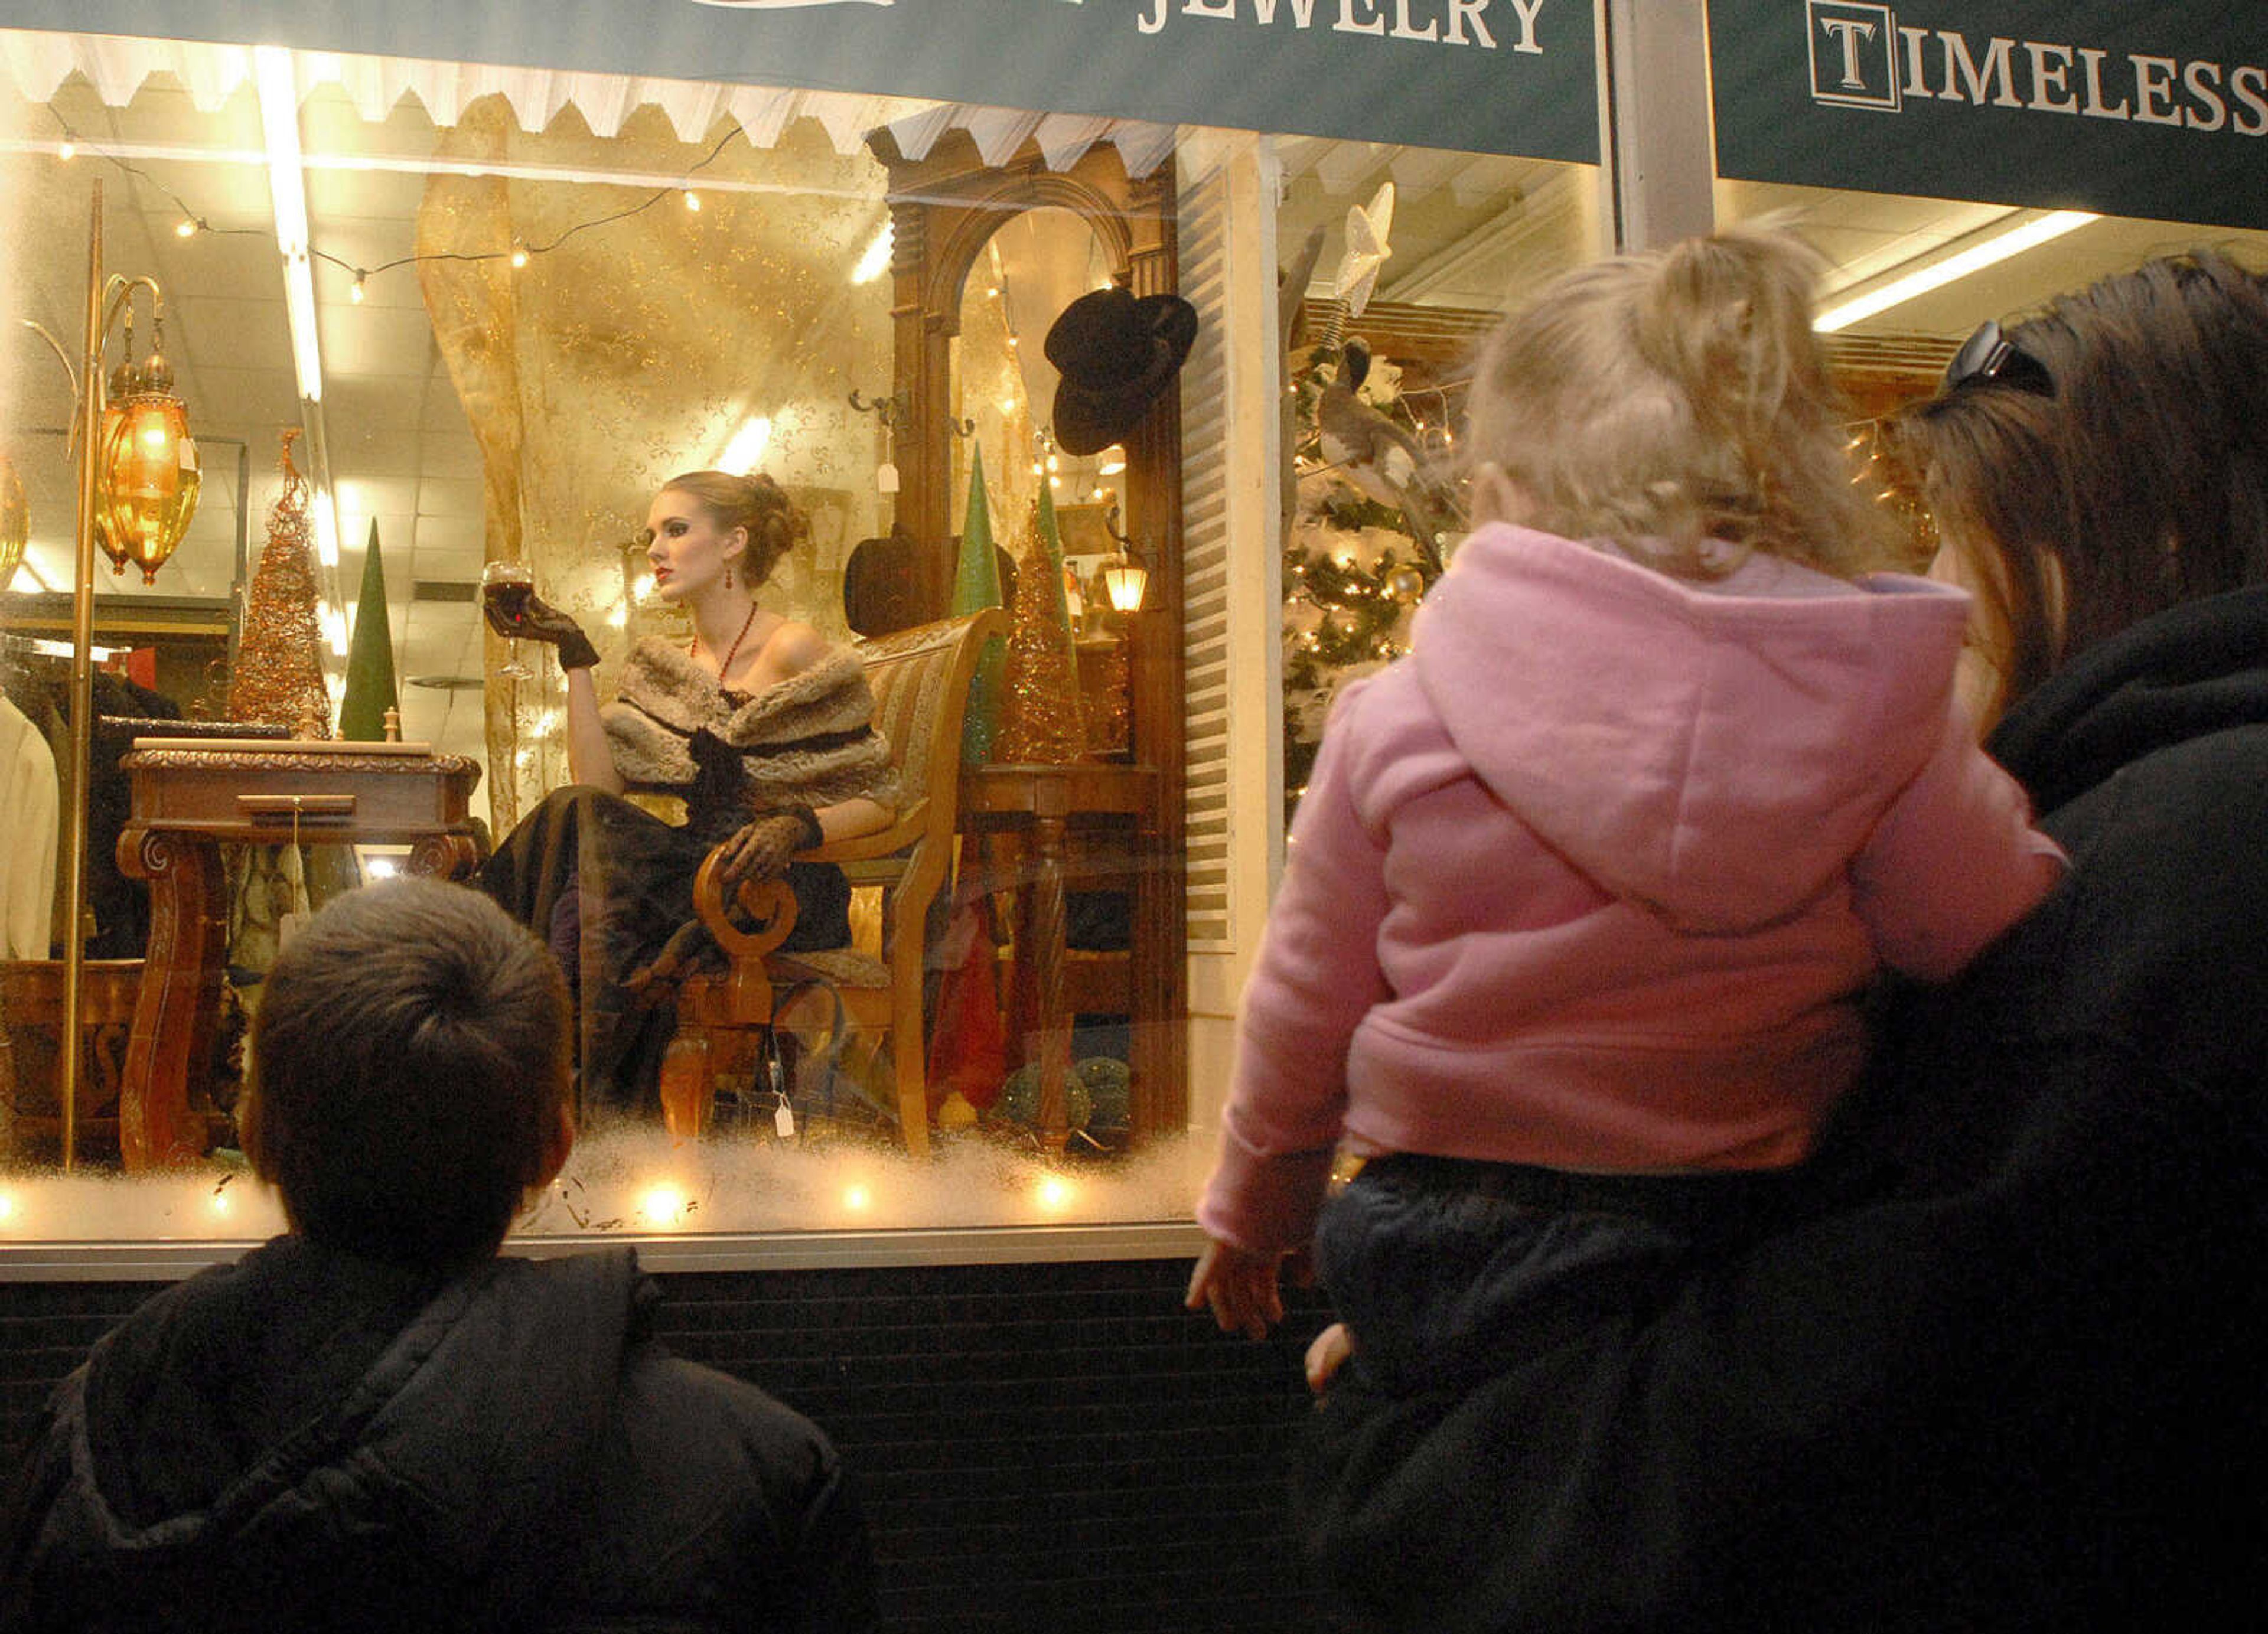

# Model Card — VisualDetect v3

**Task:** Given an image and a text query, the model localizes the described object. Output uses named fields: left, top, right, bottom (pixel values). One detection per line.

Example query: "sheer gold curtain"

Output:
left=418, top=98, right=892, bottom=829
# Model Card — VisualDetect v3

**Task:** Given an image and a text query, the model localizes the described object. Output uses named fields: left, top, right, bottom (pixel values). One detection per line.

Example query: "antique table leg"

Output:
left=116, top=826, right=225, bottom=1170
left=1027, top=807, right=1073, bottom=1156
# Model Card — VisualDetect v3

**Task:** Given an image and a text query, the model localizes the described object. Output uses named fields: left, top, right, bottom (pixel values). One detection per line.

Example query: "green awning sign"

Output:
left=0, top=0, right=1599, bottom=163
left=1712, top=2, right=2268, bottom=230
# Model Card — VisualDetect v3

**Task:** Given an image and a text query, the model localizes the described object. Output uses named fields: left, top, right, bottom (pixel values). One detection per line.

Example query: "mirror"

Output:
left=949, top=207, right=1123, bottom=566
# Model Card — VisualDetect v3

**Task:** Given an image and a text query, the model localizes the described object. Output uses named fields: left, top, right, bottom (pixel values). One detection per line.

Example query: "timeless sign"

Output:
left=0, top=0, right=1599, bottom=162
left=1713, top=1, right=2268, bottom=230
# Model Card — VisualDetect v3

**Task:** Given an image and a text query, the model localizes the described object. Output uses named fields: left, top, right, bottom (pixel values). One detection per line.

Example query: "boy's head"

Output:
left=242, top=879, right=572, bottom=1268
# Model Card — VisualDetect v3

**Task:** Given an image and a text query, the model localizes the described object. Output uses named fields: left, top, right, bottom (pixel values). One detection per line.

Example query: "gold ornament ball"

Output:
left=1386, top=565, right=1426, bottom=603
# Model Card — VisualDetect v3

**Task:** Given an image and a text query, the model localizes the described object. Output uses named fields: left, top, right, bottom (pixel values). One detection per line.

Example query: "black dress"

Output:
left=478, top=637, right=894, bottom=1114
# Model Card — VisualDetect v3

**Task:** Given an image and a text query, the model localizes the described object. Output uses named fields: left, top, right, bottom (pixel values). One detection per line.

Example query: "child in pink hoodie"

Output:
left=1188, top=226, right=2064, bottom=1385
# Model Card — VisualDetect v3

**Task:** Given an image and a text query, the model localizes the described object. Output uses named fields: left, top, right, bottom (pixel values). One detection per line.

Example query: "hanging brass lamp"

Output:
left=0, top=451, right=26, bottom=590
left=93, top=318, right=200, bottom=585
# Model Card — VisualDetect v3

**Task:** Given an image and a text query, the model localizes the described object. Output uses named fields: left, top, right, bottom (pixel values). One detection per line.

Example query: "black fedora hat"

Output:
left=1044, top=286, right=1200, bottom=456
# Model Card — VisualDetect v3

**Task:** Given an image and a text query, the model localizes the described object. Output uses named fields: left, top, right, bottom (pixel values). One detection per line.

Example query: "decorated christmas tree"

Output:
left=1281, top=329, right=1469, bottom=813
left=227, top=432, right=332, bottom=737
left=338, top=520, right=399, bottom=741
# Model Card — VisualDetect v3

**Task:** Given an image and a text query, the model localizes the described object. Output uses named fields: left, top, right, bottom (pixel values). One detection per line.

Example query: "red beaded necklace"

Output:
left=692, top=598, right=762, bottom=688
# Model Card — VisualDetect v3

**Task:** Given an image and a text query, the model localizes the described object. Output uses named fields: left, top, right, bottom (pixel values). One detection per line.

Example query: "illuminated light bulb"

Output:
left=1035, top=1175, right=1075, bottom=1212
left=1030, top=462, right=1044, bottom=477
left=987, top=285, right=1001, bottom=298
left=683, top=190, right=702, bottom=212
left=174, top=218, right=198, bottom=239
left=210, top=1191, right=232, bottom=1215
left=1045, top=455, right=1059, bottom=472
left=57, top=137, right=76, bottom=161
left=998, top=398, right=1018, bottom=416
left=0, top=1193, right=16, bottom=1221
left=510, top=242, right=530, bottom=269
left=1048, top=475, right=1061, bottom=490
left=842, top=1183, right=872, bottom=1213
left=350, top=274, right=366, bottom=304
left=640, top=1183, right=689, bottom=1226
left=1005, top=334, right=1019, bottom=348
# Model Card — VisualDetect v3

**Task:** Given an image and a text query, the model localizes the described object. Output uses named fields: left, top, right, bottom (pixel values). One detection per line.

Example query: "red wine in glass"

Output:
left=486, top=579, right=533, bottom=621
left=481, top=562, right=536, bottom=680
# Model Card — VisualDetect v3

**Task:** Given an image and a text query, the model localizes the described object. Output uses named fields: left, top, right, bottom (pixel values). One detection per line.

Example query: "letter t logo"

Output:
left=1805, top=1, right=1899, bottom=111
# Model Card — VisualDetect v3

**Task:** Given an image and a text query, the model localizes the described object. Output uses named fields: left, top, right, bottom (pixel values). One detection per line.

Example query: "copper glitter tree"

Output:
left=996, top=514, right=1086, bottom=766
left=227, top=431, right=333, bottom=737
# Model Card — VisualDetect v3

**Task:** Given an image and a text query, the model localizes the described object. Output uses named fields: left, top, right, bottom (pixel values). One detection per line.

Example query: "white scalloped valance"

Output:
left=0, top=28, right=1174, bottom=175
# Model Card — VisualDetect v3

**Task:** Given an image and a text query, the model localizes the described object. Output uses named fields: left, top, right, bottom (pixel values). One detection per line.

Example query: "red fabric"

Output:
left=924, top=850, right=1006, bottom=1110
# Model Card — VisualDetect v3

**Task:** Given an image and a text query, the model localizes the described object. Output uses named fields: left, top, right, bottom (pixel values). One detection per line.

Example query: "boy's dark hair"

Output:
left=243, top=879, right=571, bottom=1268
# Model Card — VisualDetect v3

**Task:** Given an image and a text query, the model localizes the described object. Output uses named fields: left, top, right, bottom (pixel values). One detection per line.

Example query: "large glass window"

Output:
left=0, top=29, right=1590, bottom=1251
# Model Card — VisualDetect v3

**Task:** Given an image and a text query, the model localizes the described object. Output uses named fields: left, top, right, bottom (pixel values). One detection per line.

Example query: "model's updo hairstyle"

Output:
left=1465, top=221, right=1896, bottom=580
left=662, top=469, right=811, bottom=587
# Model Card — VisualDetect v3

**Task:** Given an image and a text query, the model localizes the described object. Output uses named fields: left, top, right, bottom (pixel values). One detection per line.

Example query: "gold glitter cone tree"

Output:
left=996, top=504, right=1086, bottom=765
left=228, top=433, right=332, bottom=737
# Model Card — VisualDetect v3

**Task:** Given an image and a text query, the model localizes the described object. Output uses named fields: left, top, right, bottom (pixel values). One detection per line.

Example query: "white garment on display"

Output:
left=1, top=694, right=59, bottom=958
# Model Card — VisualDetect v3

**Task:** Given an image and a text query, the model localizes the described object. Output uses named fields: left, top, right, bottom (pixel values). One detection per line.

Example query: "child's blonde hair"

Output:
left=1466, top=223, right=1896, bottom=580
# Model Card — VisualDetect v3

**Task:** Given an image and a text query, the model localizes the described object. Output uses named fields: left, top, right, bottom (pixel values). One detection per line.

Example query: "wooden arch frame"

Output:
left=865, top=125, right=1188, bottom=1139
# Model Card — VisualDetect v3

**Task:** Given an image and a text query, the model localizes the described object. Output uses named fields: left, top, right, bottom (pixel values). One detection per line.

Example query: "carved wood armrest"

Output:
left=690, top=851, right=799, bottom=960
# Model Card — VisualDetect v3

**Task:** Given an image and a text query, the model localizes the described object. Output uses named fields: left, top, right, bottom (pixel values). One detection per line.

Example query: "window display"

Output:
left=0, top=25, right=1597, bottom=1253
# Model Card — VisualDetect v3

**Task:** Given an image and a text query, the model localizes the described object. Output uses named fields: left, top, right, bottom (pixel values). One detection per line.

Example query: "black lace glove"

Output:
left=717, top=804, right=825, bottom=888
left=484, top=587, right=600, bottom=671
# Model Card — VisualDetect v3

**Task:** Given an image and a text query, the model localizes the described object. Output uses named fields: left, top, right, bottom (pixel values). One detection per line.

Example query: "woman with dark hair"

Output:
left=1295, top=250, right=2268, bottom=1632
left=478, top=469, right=895, bottom=1114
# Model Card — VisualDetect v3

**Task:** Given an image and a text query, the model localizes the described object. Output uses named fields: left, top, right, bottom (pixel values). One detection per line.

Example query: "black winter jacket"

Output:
left=2, top=1241, right=878, bottom=1633
left=1298, top=585, right=2268, bottom=1632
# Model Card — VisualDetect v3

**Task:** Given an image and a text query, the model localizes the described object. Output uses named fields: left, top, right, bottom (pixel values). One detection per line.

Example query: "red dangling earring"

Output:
left=725, top=565, right=735, bottom=590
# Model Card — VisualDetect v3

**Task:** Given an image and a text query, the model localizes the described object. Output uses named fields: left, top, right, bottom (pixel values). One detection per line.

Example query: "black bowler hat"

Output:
left=1044, top=285, right=1200, bottom=456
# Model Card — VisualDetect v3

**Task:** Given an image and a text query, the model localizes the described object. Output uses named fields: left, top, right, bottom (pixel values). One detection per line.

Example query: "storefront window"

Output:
left=0, top=24, right=1596, bottom=1253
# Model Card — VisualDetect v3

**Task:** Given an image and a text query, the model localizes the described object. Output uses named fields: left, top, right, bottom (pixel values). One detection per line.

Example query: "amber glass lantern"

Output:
left=94, top=348, right=200, bottom=585
left=0, top=451, right=27, bottom=591
left=1100, top=550, right=1149, bottom=613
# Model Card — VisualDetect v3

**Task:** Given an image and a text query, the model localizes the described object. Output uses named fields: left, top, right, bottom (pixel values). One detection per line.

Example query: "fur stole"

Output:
left=602, top=636, right=897, bottom=811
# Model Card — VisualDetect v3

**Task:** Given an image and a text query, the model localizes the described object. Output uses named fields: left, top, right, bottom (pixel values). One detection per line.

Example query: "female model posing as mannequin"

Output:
left=478, top=470, right=895, bottom=1114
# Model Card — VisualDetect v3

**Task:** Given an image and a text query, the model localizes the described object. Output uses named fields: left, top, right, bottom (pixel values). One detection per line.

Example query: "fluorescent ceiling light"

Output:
left=313, top=488, right=341, bottom=569
left=12, top=547, right=53, bottom=592
left=719, top=416, right=773, bottom=472
left=851, top=222, right=893, bottom=285
left=254, top=46, right=324, bottom=404
left=1814, top=210, right=2098, bottom=334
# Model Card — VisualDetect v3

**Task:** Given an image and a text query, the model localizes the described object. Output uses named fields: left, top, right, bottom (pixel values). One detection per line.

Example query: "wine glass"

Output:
left=481, top=560, right=536, bottom=681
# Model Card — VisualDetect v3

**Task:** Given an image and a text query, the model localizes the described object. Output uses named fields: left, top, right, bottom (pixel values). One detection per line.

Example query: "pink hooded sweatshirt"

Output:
left=1201, top=523, right=2063, bottom=1257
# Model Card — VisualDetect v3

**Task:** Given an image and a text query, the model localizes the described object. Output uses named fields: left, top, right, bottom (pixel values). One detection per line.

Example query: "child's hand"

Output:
left=1305, top=1322, right=1355, bottom=1394
left=1185, top=1237, right=1286, bottom=1341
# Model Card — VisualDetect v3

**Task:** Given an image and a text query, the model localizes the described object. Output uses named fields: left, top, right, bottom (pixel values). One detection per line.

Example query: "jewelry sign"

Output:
left=0, top=0, right=1598, bottom=162
left=1714, top=1, right=2268, bottom=230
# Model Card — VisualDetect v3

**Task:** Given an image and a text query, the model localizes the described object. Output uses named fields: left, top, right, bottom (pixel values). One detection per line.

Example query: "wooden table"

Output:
left=115, top=740, right=483, bottom=1170
left=957, top=762, right=1168, bottom=1153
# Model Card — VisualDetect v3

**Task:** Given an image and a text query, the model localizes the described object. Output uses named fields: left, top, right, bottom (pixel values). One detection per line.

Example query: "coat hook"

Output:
left=848, top=387, right=911, bottom=436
